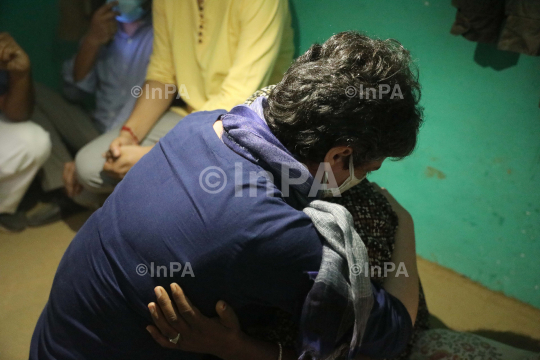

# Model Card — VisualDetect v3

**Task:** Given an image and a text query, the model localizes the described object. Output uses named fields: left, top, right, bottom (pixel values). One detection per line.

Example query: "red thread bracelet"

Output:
left=121, top=126, right=139, bottom=144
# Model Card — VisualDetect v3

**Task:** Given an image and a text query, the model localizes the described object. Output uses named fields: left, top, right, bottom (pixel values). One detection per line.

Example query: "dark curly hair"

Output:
left=264, top=31, right=423, bottom=167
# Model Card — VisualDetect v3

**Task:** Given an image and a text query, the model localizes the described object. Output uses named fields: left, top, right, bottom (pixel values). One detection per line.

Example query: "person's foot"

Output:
left=26, top=190, right=86, bottom=227
left=26, top=202, right=62, bottom=227
left=0, top=211, right=28, bottom=232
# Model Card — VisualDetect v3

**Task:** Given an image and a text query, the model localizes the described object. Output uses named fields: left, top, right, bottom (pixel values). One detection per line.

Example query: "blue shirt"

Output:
left=62, top=18, right=153, bottom=133
left=30, top=110, right=411, bottom=360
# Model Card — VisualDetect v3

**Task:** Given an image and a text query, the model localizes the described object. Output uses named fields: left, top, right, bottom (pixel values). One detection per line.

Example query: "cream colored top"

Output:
left=146, top=0, right=294, bottom=116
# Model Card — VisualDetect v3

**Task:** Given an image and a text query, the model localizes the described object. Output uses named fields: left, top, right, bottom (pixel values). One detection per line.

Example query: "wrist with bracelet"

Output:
left=121, top=125, right=140, bottom=144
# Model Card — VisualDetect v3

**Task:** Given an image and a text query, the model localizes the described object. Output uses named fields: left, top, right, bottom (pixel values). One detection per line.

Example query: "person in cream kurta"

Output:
left=74, top=0, right=294, bottom=204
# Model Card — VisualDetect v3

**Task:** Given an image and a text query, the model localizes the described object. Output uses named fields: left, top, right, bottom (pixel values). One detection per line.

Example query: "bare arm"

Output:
left=373, top=183, right=419, bottom=325
left=116, top=0, right=177, bottom=146
left=105, top=80, right=173, bottom=157
left=121, top=80, right=174, bottom=141
left=73, top=38, right=104, bottom=83
left=0, top=32, right=33, bottom=121
left=101, top=80, right=174, bottom=179
left=73, top=2, right=119, bottom=82
left=101, top=0, right=175, bottom=177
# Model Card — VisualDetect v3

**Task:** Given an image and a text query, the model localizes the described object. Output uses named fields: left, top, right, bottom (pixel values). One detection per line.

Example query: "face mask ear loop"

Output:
left=348, top=154, right=355, bottom=178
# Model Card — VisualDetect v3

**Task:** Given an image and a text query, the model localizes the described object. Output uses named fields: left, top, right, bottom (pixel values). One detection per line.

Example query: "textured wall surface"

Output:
left=1, top=0, right=539, bottom=307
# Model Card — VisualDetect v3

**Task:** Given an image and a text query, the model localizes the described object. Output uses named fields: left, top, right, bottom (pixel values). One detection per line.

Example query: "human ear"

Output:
left=324, top=146, right=352, bottom=168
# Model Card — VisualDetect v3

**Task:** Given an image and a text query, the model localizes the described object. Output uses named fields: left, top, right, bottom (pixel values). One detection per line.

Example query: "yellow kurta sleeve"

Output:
left=198, top=0, right=289, bottom=111
left=145, top=0, right=176, bottom=86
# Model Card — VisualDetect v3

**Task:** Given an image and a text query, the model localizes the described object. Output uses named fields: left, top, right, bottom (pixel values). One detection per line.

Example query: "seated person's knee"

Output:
left=74, top=142, right=106, bottom=191
left=17, top=122, right=52, bottom=168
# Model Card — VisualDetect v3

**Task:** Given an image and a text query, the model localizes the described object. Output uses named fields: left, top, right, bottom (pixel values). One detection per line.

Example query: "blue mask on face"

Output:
left=108, top=0, right=148, bottom=23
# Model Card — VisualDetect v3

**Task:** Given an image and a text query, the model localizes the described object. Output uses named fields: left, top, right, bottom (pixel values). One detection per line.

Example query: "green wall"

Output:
left=289, top=0, right=540, bottom=308
left=0, top=0, right=75, bottom=90
left=1, top=0, right=539, bottom=308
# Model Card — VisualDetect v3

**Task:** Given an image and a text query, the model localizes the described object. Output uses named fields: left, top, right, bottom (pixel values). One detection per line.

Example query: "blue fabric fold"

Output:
left=221, top=97, right=373, bottom=360
left=221, top=97, right=314, bottom=202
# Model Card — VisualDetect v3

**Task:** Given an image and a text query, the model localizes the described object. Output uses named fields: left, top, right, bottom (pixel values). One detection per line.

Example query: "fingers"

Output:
left=102, top=150, right=128, bottom=179
left=148, top=301, right=181, bottom=341
left=110, top=147, right=121, bottom=158
left=154, top=287, right=180, bottom=324
left=102, top=140, right=141, bottom=178
left=215, top=300, right=241, bottom=331
left=73, top=182, right=83, bottom=196
left=66, top=179, right=74, bottom=198
left=0, top=35, right=11, bottom=70
left=96, top=0, right=120, bottom=24
left=170, top=283, right=200, bottom=327
left=91, top=2, right=119, bottom=43
left=0, top=45, right=15, bottom=62
left=102, top=160, right=114, bottom=173
left=150, top=286, right=190, bottom=336
left=105, top=1, right=119, bottom=10
left=69, top=164, right=83, bottom=196
left=97, top=1, right=119, bottom=15
left=103, top=149, right=115, bottom=161
left=102, top=160, right=120, bottom=178
left=0, top=34, right=23, bottom=61
left=0, top=37, right=29, bottom=72
left=63, top=163, right=72, bottom=195
left=6, top=55, right=29, bottom=72
left=0, top=34, right=13, bottom=52
left=110, top=139, right=122, bottom=158
left=154, top=286, right=192, bottom=331
left=146, top=325, right=178, bottom=350
left=63, top=162, right=78, bottom=197
left=102, top=164, right=124, bottom=180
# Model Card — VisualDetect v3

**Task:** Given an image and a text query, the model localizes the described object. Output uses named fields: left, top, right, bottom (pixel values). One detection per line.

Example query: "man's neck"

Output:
left=120, top=20, right=144, bottom=37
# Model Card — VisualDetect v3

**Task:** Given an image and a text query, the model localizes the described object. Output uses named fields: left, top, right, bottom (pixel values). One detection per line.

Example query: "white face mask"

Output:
left=321, top=154, right=365, bottom=198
